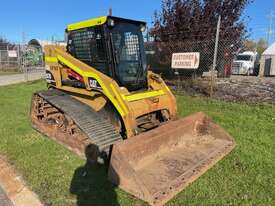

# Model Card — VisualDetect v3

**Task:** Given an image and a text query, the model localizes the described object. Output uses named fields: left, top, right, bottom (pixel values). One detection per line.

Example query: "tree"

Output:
left=148, top=0, right=254, bottom=77
left=256, top=38, right=268, bottom=55
left=243, top=38, right=268, bottom=55
left=151, top=0, right=253, bottom=42
left=0, top=36, right=15, bottom=50
left=244, top=39, right=257, bottom=51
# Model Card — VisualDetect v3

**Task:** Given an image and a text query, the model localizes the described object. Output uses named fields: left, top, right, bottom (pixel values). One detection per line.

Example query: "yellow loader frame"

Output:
left=44, top=46, right=177, bottom=138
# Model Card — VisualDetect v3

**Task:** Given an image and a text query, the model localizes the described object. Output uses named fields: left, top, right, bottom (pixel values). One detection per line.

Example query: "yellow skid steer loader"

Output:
left=31, top=16, right=235, bottom=206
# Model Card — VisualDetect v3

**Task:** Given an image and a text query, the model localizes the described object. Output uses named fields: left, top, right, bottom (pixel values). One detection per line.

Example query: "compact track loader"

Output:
left=31, top=16, right=235, bottom=205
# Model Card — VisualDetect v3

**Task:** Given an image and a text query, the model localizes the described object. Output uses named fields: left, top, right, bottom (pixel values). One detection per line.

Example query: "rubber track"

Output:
left=36, top=89, right=122, bottom=155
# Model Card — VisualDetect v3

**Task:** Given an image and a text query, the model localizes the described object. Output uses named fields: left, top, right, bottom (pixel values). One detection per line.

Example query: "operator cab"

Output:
left=66, top=16, right=147, bottom=91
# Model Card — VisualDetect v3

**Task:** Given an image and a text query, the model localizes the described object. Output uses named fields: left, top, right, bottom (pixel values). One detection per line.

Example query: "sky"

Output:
left=0, top=0, right=274, bottom=44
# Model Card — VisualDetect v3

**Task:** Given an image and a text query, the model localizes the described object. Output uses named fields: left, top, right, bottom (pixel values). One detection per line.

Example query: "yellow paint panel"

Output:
left=45, top=56, right=58, bottom=63
left=56, top=55, right=126, bottom=117
left=57, top=55, right=86, bottom=76
left=110, top=84, right=129, bottom=114
left=67, top=16, right=108, bottom=31
left=123, top=90, right=165, bottom=102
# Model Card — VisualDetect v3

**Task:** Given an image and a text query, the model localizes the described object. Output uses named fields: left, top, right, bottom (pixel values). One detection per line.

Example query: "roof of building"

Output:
left=262, top=43, right=275, bottom=55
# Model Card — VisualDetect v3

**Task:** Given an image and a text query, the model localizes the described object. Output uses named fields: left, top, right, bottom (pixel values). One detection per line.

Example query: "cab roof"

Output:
left=67, top=16, right=146, bottom=31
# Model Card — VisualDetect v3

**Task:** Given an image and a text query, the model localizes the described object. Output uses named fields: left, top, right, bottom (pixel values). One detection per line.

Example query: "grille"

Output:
left=231, top=62, right=242, bottom=74
left=113, top=31, right=140, bottom=61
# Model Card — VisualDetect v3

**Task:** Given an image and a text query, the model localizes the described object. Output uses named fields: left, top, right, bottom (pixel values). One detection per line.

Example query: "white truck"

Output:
left=232, top=51, right=259, bottom=75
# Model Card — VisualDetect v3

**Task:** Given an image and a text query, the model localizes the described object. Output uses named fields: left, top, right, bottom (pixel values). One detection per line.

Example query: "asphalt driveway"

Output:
left=0, top=70, right=44, bottom=86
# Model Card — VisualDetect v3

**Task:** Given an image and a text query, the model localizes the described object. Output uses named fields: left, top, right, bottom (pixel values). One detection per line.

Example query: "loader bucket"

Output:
left=108, top=112, right=235, bottom=206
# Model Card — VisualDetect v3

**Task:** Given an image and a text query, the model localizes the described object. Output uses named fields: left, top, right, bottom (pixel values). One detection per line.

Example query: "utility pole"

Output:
left=267, top=10, right=275, bottom=45
left=210, top=15, right=221, bottom=97
left=146, top=26, right=149, bottom=42
left=21, top=32, right=26, bottom=74
left=51, top=35, right=55, bottom=44
left=21, top=32, right=26, bottom=45
left=108, top=7, right=113, bottom=16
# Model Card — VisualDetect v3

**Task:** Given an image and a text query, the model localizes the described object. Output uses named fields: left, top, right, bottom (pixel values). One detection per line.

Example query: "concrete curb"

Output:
left=0, top=158, right=43, bottom=206
left=0, top=185, right=13, bottom=206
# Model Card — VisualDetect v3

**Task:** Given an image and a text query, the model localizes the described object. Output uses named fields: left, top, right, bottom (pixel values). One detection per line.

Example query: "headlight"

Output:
left=108, top=19, right=115, bottom=27
left=140, top=25, right=146, bottom=32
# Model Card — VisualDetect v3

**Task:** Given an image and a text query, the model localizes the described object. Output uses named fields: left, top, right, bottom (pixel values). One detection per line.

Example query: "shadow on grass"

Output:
left=70, top=162, right=120, bottom=206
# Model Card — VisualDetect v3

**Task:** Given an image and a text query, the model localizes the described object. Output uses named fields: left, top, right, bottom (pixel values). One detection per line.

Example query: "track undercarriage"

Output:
left=31, top=89, right=122, bottom=162
left=31, top=94, right=90, bottom=157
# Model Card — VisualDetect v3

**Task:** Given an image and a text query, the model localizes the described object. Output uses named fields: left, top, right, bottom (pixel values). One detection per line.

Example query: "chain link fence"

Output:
left=145, top=38, right=240, bottom=95
left=0, top=42, right=45, bottom=86
left=1, top=36, right=264, bottom=102
left=0, top=43, right=44, bottom=73
left=0, top=45, right=21, bottom=72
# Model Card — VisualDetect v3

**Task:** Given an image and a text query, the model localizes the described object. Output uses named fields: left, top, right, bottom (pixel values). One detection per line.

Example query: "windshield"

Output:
left=236, top=55, right=252, bottom=61
left=110, top=22, right=147, bottom=91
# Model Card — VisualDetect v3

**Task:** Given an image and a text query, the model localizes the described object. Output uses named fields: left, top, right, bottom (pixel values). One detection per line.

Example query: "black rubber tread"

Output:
left=36, top=89, right=122, bottom=157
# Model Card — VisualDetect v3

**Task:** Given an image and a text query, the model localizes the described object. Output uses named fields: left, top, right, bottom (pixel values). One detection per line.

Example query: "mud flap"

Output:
left=108, top=112, right=235, bottom=206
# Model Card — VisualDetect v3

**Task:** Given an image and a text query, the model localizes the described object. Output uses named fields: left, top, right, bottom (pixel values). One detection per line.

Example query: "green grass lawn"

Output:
left=0, top=80, right=274, bottom=206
